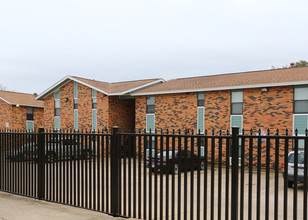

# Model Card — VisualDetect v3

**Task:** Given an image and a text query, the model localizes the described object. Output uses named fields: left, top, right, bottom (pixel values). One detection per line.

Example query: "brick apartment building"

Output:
left=132, top=67, right=308, bottom=148
left=0, top=91, right=44, bottom=130
left=36, top=76, right=163, bottom=131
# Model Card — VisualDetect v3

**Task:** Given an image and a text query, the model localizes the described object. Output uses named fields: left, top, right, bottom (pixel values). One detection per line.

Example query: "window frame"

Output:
left=294, top=85, right=308, bottom=114
left=146, top=96, right=155, bottom=114
left=231, top=90, right=243, bottom=115
left=197, top=106, right=205, bottom=134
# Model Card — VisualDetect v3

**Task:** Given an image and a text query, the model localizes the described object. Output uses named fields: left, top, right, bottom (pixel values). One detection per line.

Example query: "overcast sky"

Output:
left=0, top=0, right=307, bottom=94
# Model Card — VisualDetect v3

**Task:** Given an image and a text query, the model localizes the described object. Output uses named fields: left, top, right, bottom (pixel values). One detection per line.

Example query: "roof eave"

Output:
left=132, top=80, right=308, bottom=96
left=36, top=76, right=110, bottom=100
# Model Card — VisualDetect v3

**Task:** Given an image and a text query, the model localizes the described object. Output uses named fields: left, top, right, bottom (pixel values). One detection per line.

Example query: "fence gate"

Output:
left=0, top=127, right=308, bottom=220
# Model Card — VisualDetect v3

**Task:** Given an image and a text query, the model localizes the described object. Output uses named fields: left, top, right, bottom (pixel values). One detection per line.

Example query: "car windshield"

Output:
left=157, top=150, right=178, bottom=158
left=288, top=153, right=305, bottom=164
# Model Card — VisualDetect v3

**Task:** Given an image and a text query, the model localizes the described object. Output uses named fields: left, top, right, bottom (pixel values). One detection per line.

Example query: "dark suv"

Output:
left=6, top=138, right=92, bottom=162
left=146, top=149, right=205, bottom=174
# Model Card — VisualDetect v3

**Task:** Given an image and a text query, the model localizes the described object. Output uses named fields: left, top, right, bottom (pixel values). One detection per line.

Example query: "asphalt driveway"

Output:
left=0, top=191, right=126, bottom=220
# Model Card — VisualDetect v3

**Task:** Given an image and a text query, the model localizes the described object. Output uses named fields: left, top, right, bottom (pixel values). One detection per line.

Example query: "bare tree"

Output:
left=0, top=84, right=7, bottom=91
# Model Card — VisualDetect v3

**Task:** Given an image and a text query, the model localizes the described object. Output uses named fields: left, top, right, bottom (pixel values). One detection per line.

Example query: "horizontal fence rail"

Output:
left=0, top=127, right=307, bottom=220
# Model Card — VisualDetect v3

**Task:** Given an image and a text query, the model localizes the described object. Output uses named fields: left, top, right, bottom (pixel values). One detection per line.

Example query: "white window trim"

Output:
left=230, top=115, right=243, bottom=134
left=293, top=114, right=308, bottom=136
left=146, top=113, right=155, bottom=133
left=197, top=106, right=205, bottom=134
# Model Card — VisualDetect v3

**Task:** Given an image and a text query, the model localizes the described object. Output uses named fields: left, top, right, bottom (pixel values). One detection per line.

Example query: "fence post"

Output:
left=111, top=126, right=120, bottom=216
left=231, top=127, right=239, bottom=220
left=38, top=127, right=45, bottom=200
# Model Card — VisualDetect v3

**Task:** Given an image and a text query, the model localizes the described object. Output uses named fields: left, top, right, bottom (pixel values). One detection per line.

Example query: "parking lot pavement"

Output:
left=0, top=191, right=127, bottom=220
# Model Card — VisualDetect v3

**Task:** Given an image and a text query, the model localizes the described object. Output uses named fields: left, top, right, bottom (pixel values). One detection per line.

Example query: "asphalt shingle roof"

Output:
left=132, top=67, right=308, bottom=95
left=0, top=91, right=44, bottom=107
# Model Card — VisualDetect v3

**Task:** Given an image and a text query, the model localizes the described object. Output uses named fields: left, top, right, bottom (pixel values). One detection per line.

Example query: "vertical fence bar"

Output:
left=111, top=127, right=120, bottom=216
left=256, top=130, right=261, bottom=220
left=240, top=135, right=245, bottom=220
left=265, top=132, right=270, bottom=220
left=225, top=134, right=230, bottom=220
left=304, top=132, right=308, bottom=220
left=293, top=134, right=298, bottom=220
left=283, top=131, right=289, bottom=220
left=274, top=131, right=279, bottom=220
left=248, top=132, right=253, bottom=220
left=231, top=127, right=239, bottom=220
left=218, top=132, right=222, bottom=220
left=38, top=128, right=45, bottom=200
left=210, top=132, right=215, bottom=220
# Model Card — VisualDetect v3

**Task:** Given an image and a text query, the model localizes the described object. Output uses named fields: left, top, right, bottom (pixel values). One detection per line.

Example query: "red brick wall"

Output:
left=136, top=86, right=294, bottom=133
left=243, top=86, right=293, bottom=131
left=43, top=81, right=135, bottom=131
left=97, top=92, right=109, bottom=130
left=135, top=96, right=146, bottom=131
left=156, top=93, right=197, bottom=131
left=44, top=93, right=55, bottom=129
left=204, top=90, right=231, bottom=132
left=109, top=96, right=135, bottom=131
left=0, top=99, right=43, bottom=130
left=0, top=99, right=12, bottom=129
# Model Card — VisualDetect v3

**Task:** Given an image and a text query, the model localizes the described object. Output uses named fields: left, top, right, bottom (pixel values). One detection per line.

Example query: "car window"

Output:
left=288, top=153, right=305, bottom=164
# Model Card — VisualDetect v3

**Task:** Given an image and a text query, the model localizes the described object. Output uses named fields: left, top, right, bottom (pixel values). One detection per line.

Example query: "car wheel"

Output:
left=287, top=181, right=293, bottom=188
left=46, top=152, right=57, bottom=163
left=82, top=150, right=92, bottom=159
left=174, top=164, right=179, bottom=175
left=200, top=161, right=205, bottom=170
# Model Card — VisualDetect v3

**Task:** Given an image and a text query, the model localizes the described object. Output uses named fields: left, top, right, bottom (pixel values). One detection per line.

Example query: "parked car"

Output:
left=282, top=151, right=306, bottom=188
left=146, top=149, right=205, bottom=174
left=5, top=138, right=92, bottom=162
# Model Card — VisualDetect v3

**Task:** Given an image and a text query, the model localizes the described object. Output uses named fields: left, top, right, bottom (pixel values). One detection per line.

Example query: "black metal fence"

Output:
left=0, top=127, right=308, bottom=220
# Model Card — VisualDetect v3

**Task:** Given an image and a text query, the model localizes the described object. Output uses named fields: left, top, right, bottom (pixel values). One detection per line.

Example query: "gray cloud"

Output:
left=0, top=0, right=307, bottom=94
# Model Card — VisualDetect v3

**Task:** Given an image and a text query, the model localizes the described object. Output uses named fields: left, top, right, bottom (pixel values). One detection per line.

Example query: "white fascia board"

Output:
left=36, top=76, right=72, bottom=100
left=109, top=79, right=165, bottom=96
left=0, top=97, right=10, bottom=104
left=10, top=103, right=44, bottom=108
left=36, top=76, right=109, bottom=100
left=132, top=80, right=308, bottom=96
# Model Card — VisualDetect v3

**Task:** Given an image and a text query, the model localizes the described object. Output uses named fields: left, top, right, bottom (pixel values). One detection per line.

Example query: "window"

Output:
left=74, top=82, right=78, bottom=130
left=197, top=93, right=205, bottom=134
left=92, top=89, right=97, bottom=109
left=198, top=92, right=204, bottom=106
left=26, top=107, right=34, bottom=120
left=92, top=89, right=97, bottom=130
left=231, top=90, right=243, bottom=115
left=294, top=85, right=308, bottom=113
left=92, top=109, right=97, bottom=131
left=26, top=107, right=34, bottom=131
left=55, top=90, right=60, bottom=130
left=146, top=96, right=155, bottom=114
left=54, top=90, right=60, bottom=116
left=293, top=115, right=308, bottom=149
left=146, top=114, right=155, bottom=132
left=231, top=115, right=243, bottom=134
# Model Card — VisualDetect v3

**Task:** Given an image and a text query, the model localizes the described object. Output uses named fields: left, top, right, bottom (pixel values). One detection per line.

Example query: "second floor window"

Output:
left=231, top=90, right=243, bottom=115
left=26, top=107, right=34, bottom=120
left=92, top=89, right=97, bottom=109
left=55, top=90, right=60, bottom=116
left=294, top=85, right=308, bottom=113
left=198, top=92, right=205, bottom=106
left=146, top=96, right=155, bottom=114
